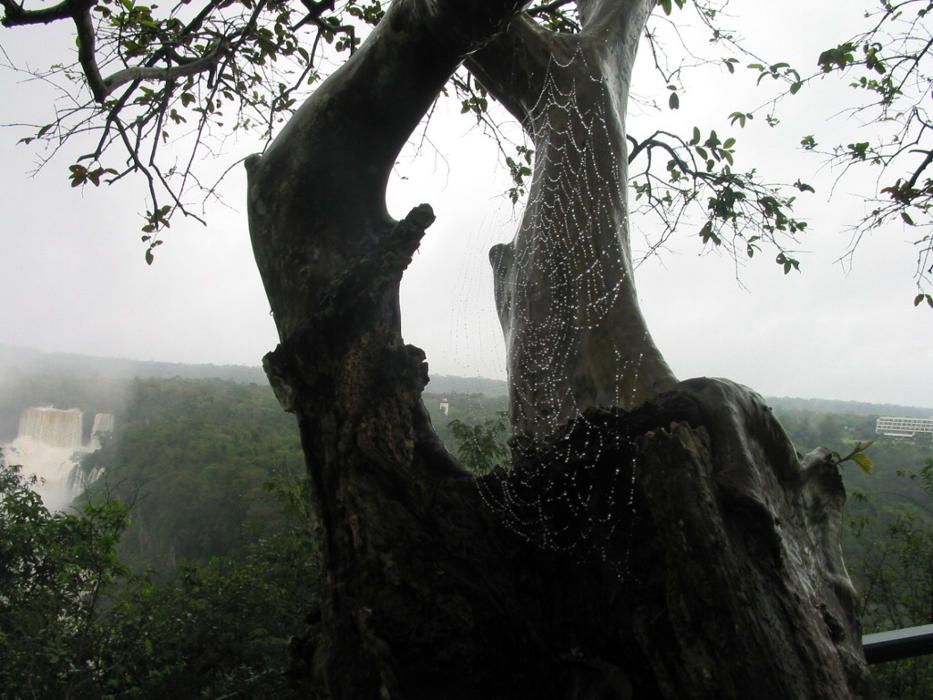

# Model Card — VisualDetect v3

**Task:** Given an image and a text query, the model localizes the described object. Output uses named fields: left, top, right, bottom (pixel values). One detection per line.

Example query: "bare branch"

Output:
left=0, top=0, right=75, bottom=27
left=101, top=42, right=227, bottom=97
left=71, top=0, right=106, bottom=101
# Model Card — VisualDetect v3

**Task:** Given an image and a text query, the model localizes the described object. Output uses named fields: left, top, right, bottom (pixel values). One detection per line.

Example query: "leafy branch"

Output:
left=627, top=126, right=810, bottom=274
left=831, top=440, right=876, bottom=475
left=2, top=0, right=384, bottom=259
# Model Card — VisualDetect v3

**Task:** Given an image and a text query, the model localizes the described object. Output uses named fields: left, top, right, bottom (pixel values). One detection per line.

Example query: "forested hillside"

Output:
left=1, top=377, right=317, bottom=698
left=0, top=372, right=929, bottom=697
left=0, top=345, right=267, bottom=441
left=79, top=378, right=307, bottom=572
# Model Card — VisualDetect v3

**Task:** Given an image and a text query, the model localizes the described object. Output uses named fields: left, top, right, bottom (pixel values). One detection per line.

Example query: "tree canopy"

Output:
left=2, top=0, right=930, bottom=303
left=2, top=375, right=930, bottom=696
left=0, top=377, right=320, bottom=698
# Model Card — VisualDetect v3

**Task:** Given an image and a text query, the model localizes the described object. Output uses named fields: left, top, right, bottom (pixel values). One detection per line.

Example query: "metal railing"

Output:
left=863, top=624, right=933, bottom=665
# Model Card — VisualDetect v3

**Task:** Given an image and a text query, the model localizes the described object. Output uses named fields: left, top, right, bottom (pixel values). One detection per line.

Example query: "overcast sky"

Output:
left=1, top=0, right=931, bottom=408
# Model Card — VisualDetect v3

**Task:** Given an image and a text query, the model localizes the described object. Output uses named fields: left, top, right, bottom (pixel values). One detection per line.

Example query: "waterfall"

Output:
left=4, top=407, right=113, bottom=511
left=89, top=413, right=115, bottom=450
left=18, top=407, right=83, bottom=448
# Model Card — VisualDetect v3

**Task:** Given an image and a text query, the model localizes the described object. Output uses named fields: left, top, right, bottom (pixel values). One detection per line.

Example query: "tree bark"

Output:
left=469, top=0, right=676, bottom=438
left=245, top=2, right=874, bottom=697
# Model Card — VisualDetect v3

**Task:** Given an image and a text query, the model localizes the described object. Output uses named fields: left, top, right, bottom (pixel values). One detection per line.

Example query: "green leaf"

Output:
left=775, top=252, right=800, bottom=274
left=728, top=112, right=749, bottom=128
left=699, top=220, right=717, bottom=244
left=794, top=180, right=815, bottom=193
left=668, top=91, right=679, bottom=110
left=68, top=164, right=88, bottom=187
left=818, top=43, right=856, bottom=72
left=848, top=141, right=870, bottom=160
left=851, top=452, right=874, bottom=475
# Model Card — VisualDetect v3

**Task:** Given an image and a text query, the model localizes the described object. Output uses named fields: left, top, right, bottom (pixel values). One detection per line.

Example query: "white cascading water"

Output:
left=4, top=407, right=113, bottom=511
left=18, top=407, right=83, bottom=448
left=89, top=412, right=115, bottom=450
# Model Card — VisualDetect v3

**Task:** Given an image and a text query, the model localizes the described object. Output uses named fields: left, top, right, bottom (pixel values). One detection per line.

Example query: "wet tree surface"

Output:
left=245, top=0, right=874, bottom=696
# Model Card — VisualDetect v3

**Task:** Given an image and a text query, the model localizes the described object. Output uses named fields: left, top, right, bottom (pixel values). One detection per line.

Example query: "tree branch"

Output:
left=71, top=0, right=106, bottom=102
left=0, top=0, right=74, bottom=26
left=292, top=0, right=334, bottom=31
left=466, top=14, right=565, bottom=124
left=905, top=148, right=933, bottom=190
left=528, top=0, right=574, bottom=15
left=247, top=0, right=533, bottom=338
left=577, top=0, right=654, bottom=37
left=101, top=42, right=227, bottom=96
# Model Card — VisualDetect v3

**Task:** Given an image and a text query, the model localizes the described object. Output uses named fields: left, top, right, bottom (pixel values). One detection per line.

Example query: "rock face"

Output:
left=4, top=407, right=113, bottom=511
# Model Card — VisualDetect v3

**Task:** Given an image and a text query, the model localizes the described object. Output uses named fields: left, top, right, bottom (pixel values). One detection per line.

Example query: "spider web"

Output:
left=476, top=46, right=651, bottom=577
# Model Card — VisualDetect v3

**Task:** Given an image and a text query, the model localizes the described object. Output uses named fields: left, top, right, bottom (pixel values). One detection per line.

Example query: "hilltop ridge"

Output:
left=1, top=346, right=929, bottom=442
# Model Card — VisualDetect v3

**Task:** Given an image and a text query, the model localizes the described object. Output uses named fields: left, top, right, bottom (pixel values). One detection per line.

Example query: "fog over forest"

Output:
left=2, top=0, right=933, bottom=408
left=2, top=344, right=930, bottom=444
left=2, top=0, right=932, bottom=695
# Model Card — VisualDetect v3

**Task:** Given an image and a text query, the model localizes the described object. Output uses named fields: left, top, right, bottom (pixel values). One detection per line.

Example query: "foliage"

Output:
left=448, top=411, right=510, bottom=474
left=422, top=391, right=508, bottom=457
left=79, top=377, right=306, bottom=571
left=0, top=457, right=129, bottom=699
left=1, top=0, right=816, bottom=278
left=4, top=0, right=929, bottom=296
left=2, top=0, right=386, bottom=257
left=807, top=0, right=933, bottom=301
left=4, top=372, right=931, bottom=695
left=1, top=429, right=319, bottom=698
left=0, top=345, right=269, bottom=442
left=846, top=460, right=933, bottom=699
left=831, top=439, right=876, bottom=475
left=90, top=476, right=319, bottom=699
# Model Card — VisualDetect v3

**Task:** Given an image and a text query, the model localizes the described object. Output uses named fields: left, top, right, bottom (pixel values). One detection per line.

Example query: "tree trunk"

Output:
left=469, top=0, right=676, bottom=438
left=245, top=1, right=874, bottom=697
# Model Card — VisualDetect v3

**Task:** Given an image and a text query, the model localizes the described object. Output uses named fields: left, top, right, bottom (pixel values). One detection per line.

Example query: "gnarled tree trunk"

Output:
left=245, top=1, right=874, bottom=697
left=470, top=1, right=676, bottom=438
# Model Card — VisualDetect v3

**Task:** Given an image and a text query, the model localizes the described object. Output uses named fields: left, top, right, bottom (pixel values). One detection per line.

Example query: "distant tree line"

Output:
left=0, top=378, right=928, bottom=697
